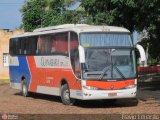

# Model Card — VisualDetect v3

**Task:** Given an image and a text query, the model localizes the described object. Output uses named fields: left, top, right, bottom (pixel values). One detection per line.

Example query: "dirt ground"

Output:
left=0, top=83, right=160, bottom=115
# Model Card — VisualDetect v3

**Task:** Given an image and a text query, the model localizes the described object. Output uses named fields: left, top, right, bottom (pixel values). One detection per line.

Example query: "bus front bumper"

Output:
left=81, top=87, right=137, bottom=100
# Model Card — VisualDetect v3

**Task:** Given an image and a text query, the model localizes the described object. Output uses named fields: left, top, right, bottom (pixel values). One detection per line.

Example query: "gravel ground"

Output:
left=0, top=83, right=159, bottom=115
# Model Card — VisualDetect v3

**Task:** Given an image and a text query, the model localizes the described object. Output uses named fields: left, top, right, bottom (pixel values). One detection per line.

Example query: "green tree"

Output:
left=21, top=0, right=83, bottom=32
left=21, top=0, right=44, bottom=31
left=21, top=0, right=62, bottom=31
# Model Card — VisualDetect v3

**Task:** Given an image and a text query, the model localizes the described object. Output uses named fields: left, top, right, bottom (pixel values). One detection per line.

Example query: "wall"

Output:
left=0, top=29, right=24, bottom=79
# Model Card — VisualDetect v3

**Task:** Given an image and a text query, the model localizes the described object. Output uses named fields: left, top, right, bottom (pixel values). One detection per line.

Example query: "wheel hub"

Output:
left=64, top=90, right=69, bottom=100
left=23, top=84, right=27, bottom=95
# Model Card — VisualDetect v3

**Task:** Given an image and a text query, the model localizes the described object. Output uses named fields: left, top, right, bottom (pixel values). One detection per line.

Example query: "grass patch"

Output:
left=0, top=78, right=9, bottom=84
left=0, top=78, right=9, bottom=81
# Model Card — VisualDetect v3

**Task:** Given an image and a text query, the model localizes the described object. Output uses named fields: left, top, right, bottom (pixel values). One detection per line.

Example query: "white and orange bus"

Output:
left=9, top=24, right=145, bottom=105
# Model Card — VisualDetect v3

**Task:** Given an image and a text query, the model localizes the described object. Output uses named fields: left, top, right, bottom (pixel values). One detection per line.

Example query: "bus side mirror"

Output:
left=78, top=46, right=85, bottom=63
left=136, top=44, right=146, bottom=62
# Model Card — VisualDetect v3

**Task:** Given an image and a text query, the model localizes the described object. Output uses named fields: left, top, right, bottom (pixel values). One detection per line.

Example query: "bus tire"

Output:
left=61, top=84, right=75, bottom=105
left=21, top=80, right=29, bottom=97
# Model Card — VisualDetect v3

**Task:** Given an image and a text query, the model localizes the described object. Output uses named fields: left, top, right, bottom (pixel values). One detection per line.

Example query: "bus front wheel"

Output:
left=61, top=84, right=75, bottom=105
left=21, top=80, right=29, bottom=97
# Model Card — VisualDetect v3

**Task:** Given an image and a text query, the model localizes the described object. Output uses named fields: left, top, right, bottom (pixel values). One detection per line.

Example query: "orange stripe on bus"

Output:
left=86, top=79, right=135, bottom=90
left=27, top=56, right=82, bottom=92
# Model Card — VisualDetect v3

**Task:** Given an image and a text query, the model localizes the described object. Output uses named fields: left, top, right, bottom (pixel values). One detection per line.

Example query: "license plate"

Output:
left=108, top=93, right=117, bottom=97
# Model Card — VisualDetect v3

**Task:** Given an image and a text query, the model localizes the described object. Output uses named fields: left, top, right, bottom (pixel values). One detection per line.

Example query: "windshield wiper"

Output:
left=98, top=66, right=111, bottom=80
left=113, top=64, right=126, bottom=79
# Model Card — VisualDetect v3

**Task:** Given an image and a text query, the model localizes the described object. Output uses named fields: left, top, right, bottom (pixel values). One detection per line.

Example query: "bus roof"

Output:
left=11, top=24, right=130, bottom=38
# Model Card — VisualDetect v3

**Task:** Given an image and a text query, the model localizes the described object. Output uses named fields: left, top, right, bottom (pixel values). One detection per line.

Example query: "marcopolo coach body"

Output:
left=9, top=24, right=145, bottom=105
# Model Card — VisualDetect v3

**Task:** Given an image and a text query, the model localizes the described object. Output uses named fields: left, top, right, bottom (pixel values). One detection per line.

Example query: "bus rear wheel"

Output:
left=61, top=84, right=75, bottom=105
left=21, top=80, right=29, bottom=97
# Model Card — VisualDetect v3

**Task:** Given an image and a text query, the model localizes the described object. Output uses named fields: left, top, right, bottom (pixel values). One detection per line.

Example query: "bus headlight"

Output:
left=125, top=84, right=136, bottom=89
left=83, top=86, right=98, bottom=90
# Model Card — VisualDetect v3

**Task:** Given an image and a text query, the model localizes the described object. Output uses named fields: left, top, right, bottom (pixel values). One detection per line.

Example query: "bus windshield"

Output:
left=80, top=33, right=132, bottom=47
left=80, top=33, right=136, bottom=80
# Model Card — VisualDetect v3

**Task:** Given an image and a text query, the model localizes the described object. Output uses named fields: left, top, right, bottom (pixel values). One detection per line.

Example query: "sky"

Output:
left=0, top=0, right=25, bottom=30
left=133, top=31, right=138, bottom=44
left=0, top=0, right=81, bottom=30
left=66, top=1, right=81, bottom=10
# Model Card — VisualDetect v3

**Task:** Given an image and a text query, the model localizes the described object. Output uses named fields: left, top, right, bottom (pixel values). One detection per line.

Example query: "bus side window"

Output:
left=10, top=38, right=19, bottom=55
left=15, top=38, right=20, bottom=55
left=19, top=38, right=26, bottom=55
left=37, top=36, right=42, bottom=54
left=51, top=37, right=56, bottom=53
left=9, top=39, right=14, bottom=55
left=10, top=38, right=22, bottom=55
left=37, top=33, right=68, bottom=55
left=54, top=33, right=68, bottom=55
left=27, top=36, right=38, bottom=55
left=23, top=38, right=27, bottom=55
left=25, top=38, right=29, bottom=55
left=70, top=32, right=81, bottom=78
left=46, top=36, right=53, bottom=54
left=37, top=35, right=52, bottom=55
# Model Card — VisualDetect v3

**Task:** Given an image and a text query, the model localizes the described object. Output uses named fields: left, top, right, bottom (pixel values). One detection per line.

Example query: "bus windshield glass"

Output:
left=80, top=33, right=132, bottom=47
left=80, top=33, right=136, bottom=80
